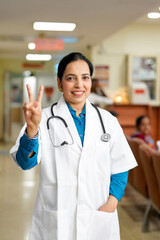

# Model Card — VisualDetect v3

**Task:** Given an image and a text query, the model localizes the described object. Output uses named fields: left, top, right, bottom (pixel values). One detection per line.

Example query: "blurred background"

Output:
left=0, top=0, right=160, bottom=239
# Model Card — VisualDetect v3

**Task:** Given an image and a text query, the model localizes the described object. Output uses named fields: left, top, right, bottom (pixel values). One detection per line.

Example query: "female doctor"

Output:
left=10, top=52, right=137, bottom=240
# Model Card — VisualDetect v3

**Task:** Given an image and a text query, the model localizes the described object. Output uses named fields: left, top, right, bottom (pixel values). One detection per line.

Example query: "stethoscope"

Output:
left=47, top=102, right=111, bottom=147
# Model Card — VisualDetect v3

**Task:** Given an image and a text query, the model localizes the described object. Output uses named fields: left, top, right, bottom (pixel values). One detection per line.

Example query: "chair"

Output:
left=152, top=151, right=160, bottom=208
left=125, top=136, right=134, bottom=185
left=127, top=137, right=148, bottom=198
left=139, top=144, right=160, bottom=232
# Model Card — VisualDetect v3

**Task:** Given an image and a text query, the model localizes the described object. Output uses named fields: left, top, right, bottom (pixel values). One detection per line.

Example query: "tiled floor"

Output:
left=0, top=143, right=160, bottom=240
left=119, top=188, right=160, bottom=240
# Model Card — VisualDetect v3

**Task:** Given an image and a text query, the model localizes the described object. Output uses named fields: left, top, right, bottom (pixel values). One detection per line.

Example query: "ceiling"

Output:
left=0, top=0, right=159, bottom=60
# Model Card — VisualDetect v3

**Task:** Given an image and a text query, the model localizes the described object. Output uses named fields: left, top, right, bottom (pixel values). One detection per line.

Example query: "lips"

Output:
left=72, top=91, right=84, bottom=96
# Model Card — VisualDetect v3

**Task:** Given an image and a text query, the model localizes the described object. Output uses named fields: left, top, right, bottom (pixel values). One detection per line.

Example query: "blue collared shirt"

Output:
left=16, top=133, right=39, bottom=170
left=16, top=101, right=128, bottom=201
left=66, top=101, right=85, bottom=146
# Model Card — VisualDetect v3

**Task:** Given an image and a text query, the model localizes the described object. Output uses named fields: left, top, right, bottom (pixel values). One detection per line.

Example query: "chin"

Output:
left=74, top=100, right=85, bottom=104
left=73, top=97, right=86, bottom=102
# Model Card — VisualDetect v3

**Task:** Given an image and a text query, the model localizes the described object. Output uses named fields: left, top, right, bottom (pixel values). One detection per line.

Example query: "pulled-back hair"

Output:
left=57, top=52, right=93, bottom=81
left=136, top=115, right=149, bottom=129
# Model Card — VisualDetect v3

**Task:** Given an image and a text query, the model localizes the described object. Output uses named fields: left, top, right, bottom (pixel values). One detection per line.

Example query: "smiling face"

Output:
left=57, top=60, right=92, bottom=111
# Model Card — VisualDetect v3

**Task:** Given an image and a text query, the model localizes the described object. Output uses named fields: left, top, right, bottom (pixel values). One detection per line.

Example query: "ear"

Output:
left=57, top=77, right=61, bottom=87
left=57, top=77, right=63, bottom=92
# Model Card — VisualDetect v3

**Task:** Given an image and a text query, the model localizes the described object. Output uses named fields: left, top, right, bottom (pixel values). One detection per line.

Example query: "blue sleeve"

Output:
left=16, top=134, right=39, bottom=170
left=109, top=171, right=129, bottom=201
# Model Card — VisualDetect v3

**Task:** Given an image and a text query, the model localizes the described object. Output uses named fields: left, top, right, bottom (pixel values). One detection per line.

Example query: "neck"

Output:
left=65, top=98, right=85, bottom=116
left=70, top=103, right=85, bottom=117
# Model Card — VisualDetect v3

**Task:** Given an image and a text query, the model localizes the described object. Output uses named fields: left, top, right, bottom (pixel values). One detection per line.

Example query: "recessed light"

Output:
left=33, top=22, right=76, bottom=31
left=28, top=43, right=36, bottom=50
left=147, top=12, right=160, bottom=19
left=26, top=54, right=52, bottom=61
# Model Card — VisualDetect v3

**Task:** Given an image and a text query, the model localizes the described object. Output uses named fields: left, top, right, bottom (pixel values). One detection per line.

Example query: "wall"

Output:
left=0, top=58, right=56, bottom=140
left=1, top=23, right=160, bottom=139
left=91, top=22, right=160, bottom=90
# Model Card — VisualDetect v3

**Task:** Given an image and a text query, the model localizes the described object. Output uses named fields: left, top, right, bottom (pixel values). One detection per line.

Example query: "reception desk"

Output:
left=107, top=104, right=160, bottom=142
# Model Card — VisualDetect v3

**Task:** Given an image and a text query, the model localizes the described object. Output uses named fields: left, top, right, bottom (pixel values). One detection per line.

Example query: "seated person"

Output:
left=131, top=115, right=157, bottom=150
left=88, top=78, right=113, bottom=106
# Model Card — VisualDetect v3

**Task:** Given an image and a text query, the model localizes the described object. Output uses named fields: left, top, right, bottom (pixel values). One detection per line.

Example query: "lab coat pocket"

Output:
left=43, top=208, right=57, bottom=240
left=88, top=210, right=114, bottom=240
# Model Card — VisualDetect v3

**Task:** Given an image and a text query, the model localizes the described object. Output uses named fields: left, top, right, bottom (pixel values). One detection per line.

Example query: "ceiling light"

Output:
left=26, top=54, right=52, bottom=61
left=28, top=43, right=36, bottom=50
left=33, top=22, right=76, bottom=31
left=147, top=12, right=160, bottom=19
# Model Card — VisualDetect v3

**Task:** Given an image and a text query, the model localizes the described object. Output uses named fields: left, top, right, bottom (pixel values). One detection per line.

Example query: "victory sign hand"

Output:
left=23, top=84, right=44, bottom=138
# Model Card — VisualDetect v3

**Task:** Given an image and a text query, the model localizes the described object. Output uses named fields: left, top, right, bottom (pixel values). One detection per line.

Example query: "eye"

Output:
left=83, top=75, right=90, bottom=80
left=66, top=76, right=75, bottom=81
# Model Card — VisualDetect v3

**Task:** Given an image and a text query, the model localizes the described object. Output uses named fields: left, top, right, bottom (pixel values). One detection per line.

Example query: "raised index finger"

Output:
left=36, top=85, right=44, bottom=103
left=26, top=84, right=34, bottom=102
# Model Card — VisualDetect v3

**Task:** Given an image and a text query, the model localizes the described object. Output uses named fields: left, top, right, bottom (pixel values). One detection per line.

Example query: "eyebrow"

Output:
left=65, top=73, right=90, bottom=78
left=82, top=73, right=90, bottom=76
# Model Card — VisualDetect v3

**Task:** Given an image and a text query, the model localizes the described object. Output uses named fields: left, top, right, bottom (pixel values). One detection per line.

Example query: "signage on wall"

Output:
left=44, top=87, right=54, bottom=102
left=134, top=89, right=145, bottom=94
left=22, top=63, right=44, bottom=68
left=34, top=38, right=64, bottom=51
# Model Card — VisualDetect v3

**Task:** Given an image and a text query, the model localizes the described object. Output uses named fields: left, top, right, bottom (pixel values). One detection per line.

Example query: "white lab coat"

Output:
left=10, top=96, right=137, bottom=240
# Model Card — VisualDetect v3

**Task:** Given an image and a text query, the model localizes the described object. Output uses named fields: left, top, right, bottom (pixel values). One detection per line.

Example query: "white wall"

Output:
left=91, top=23, right=160, bottom=90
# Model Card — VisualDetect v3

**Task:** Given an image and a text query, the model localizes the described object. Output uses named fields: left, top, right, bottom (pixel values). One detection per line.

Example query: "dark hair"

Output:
left=136, top=115, right=149, bottom=129
left=57, top=52, right=94, bottom=81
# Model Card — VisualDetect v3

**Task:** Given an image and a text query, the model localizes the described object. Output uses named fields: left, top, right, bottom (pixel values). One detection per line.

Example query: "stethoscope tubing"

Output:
left=49, top=102, right=106, bottom=134
left=91, top=103, right=106, bottom=135
left=47, top=101, right=111, bottom=146
left=47, top=115, right=68, bottom=129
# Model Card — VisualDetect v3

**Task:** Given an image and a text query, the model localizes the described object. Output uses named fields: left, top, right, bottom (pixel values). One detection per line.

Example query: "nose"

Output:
left=75, top=77, right=83, bottom=88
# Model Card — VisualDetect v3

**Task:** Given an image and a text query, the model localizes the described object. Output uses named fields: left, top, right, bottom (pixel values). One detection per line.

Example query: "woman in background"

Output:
left=131, top=115, right=157, bottom=150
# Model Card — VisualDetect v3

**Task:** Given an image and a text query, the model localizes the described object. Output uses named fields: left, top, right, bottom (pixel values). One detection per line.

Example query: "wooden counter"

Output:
left=106, top=104, right=160, bottom=142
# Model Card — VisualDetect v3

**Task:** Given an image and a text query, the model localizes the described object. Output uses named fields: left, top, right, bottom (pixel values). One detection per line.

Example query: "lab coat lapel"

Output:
left=83, top=99, right=98, bottom=148
left=55, top=96, right=82, bottom=149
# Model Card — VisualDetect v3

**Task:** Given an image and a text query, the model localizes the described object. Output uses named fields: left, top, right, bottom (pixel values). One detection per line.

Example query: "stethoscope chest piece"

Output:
left=101, top=133, right=111, bottom=142
left=48, top=102, right=111, bottom=147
